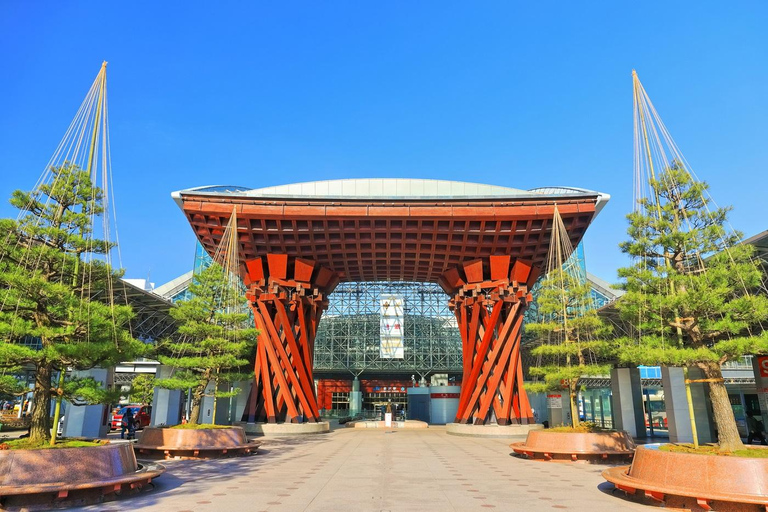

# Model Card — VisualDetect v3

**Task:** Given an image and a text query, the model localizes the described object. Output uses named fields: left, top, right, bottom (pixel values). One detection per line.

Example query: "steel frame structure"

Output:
left=314, top=281, right=462, bottom=375
left=91, top=280, right=180, bottom=343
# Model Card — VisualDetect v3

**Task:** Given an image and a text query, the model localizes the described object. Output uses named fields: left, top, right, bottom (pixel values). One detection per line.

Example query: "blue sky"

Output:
left=1, top=2, right=766, bottom=286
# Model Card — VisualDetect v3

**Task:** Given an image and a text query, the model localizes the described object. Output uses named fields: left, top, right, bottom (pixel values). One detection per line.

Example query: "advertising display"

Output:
left=380, top=294, right=404, bottom=359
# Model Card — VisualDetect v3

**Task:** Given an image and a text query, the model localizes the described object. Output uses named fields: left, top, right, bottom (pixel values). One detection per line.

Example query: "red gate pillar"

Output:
left=439, top=256, right=540, bottom=426
left=241, top=254, right=339, bottom=423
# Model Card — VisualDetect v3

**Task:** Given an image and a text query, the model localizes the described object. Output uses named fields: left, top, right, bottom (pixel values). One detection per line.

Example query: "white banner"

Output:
left=380, top=294, right=404, bottom=359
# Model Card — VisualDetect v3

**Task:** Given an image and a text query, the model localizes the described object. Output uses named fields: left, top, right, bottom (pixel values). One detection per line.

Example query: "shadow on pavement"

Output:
left=71, top=431, right=334, bottom=511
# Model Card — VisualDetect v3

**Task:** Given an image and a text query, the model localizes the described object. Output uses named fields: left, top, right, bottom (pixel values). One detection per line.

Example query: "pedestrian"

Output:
left=746, top=411, right=767, bottom=445
left=121, top=407, right=136, bottom=440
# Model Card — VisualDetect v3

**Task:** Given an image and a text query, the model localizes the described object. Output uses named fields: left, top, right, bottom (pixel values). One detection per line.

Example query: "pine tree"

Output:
left=0, top=372, right=24, bottom=397
left=616, top=165, right=768, bottom=451
left=154, top=263, right=257, bottom=425
left=526, top=268, right=613, bottom=428
left=129, top=373, right=155, bottom=405
left=0, top=164, right=144, bottom=443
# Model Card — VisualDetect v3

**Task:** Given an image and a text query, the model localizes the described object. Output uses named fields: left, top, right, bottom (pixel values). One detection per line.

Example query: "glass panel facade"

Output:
left=581, top=389, right=613, bottom=429
left=314, top=282, right=462, bottom=374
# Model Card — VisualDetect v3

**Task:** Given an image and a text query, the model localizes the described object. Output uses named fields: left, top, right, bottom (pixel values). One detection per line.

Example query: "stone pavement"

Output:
left=75, top=427, right=651, bottom=512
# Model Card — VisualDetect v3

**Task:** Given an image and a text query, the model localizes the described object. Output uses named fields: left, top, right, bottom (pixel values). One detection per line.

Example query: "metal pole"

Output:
left=49, top=370, right=66, bottom=445
left=85, top=62, right=107, bottom=177
left=644, top=388, right=654, bottom=438
left=683, top=367, right=699, bottom=449
left=598, top=391, right=606, bottom=427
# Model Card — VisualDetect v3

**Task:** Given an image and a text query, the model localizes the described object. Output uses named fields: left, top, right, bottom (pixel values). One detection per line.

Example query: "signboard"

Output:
left=547, top=394, right=563, bottom=409
left=430, top=393, right=460, bottom=399
left=380, top=294, right=404, bottom=359
left=758, top=356, right=768, bottom=378
left=755, top=359, right=768, bottom=429
left=760, top=393, right=768, bottom=416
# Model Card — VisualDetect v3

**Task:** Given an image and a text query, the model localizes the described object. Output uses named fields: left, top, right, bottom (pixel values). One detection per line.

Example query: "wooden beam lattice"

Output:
left=241, top=254, right=337, bottom=423
left=445, top=257, right=539, bottom=425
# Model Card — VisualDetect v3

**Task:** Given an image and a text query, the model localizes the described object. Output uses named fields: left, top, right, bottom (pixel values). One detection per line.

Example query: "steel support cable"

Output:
left=0, top=76, right=99, bottom=306
left=2, top=69, right=103, bottom=339
left=636, top=75, right=761, bottom=302
left=633, top=73, right=766, bottom=337
left=2, top=63, right=129, bottom=359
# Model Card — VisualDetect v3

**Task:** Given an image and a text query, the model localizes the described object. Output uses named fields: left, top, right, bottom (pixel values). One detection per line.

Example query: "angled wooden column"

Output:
left=241, top=254, right=339, bottom=424
left=440, top=256, right=540, bottom=425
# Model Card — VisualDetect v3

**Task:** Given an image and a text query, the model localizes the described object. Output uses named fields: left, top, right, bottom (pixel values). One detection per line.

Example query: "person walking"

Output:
left=120, top=407, right=136, bottom=440
left=747, top=411, right=767, bottom=445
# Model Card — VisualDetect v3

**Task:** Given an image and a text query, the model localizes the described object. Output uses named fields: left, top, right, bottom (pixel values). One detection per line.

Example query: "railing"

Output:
left=0, top=412, right=30, bottom=430
left=722, top=355, right=754, bottom=369
left=320, top=409, right=402, bottom=421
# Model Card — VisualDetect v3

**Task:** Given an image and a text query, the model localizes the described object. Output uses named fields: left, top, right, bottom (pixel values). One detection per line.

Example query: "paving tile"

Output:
left=66, top=428, right=648, bottom=512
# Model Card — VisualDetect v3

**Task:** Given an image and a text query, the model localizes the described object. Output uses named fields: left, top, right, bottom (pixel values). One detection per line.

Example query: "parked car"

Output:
left=110, top=405, right=152, bottom=430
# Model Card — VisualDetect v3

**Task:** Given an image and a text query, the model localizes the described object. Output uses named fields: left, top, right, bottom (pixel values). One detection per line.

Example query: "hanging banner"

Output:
left=380, top=294, right=404, bottom=359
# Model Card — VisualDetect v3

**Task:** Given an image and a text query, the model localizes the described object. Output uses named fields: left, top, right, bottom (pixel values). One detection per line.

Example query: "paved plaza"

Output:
left=76, top=427, right=650, bottom=512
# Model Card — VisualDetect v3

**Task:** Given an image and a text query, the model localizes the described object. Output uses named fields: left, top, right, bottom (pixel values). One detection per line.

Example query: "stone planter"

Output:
left=447, top=422, right=543, bottom=438
left=510, top=430, right=635, bottom=462
left=346, top=420, right=428, bottom=429
left=236, top=421, right=330, bottom=436
left=603, top=444, right=768, bottom=510
left=0, top=442, right=163, bottom=507
left=135, top=426, right=260, bottom=459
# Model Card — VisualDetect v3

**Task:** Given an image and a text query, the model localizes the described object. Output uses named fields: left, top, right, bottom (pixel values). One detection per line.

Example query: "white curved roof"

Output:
left=173, top=178, right=609, bottom=216
left=173, top=178, right=610, bottom=218
left=244, top=179, right=530, bottom=198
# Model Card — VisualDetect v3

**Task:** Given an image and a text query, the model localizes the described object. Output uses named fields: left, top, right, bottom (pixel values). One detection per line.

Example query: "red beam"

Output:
left=451, top=258, right=539, bottom=425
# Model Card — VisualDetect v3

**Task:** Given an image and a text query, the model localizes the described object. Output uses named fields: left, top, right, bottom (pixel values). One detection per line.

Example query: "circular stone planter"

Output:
left=446, top=422, right=543, bottom=438
left=0, top=442, right=164, bottom=508
left=603, top=444, right=768, bottom=511
left=510, top=430, right=635, bottom=462
left=346, top=420, right=428, bottom=429
left=236, top=421, right=330, bottom=436
left=135, top=426, right=260, bottom=459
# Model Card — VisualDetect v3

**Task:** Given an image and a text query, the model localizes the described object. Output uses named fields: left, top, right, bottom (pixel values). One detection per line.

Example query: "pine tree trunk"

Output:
left=29, top=364, right=53, bottom=443
left=188, top=383, right=206, bottom=425
left=569, top=381, right=580, bottom=428
left=697, top=361, right=745, bottom=452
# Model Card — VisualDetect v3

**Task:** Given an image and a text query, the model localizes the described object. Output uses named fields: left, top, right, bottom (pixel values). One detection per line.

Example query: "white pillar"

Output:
left=527, top=391, right=548, bottom=425
left=62, top=368, right=112, bottom=438
left=610, top=367, right=646, bottom=438
left=229, top=380, right=250, bottom=424
left=198, top=380, right=233, bottom=424
left=150, top=365, right=183, bottom=427
left=199, top=380, right=216, bottom=424
left=214, top=382, right=232, bottom=425
left=661, top=366, right=716, bottom=444
left=350, top=377, right=362, bottom=416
